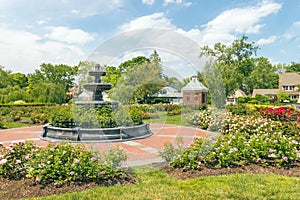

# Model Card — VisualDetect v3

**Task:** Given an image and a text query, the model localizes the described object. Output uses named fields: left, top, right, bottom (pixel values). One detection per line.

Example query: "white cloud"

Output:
left=37, top=20, right=47, bottom=25
left=71, top=9, right=80, bottom=14
left=293, top=21, right=300, bottom=26
left=0, top=0, right=123, bottom=19
left=120, top=0, right=282, bottom=47
left=0, top=25, right=86, bottom=73
left=119, top=13, right=176, bottom=31
left=257, top=36, right=277, bottom=45
left=183, top=2, right=192, bottom=7
left=142, top=0, right=155, bottom=6
left=163, top=0, right=182, bottom=6
left=203, top=0, right=281, bottom=35
left=45, top=26, right=94, bottom=45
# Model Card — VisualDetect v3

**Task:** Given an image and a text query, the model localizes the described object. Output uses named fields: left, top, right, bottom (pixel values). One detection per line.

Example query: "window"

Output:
left=194, top=96, right=198, bottom=101
left=186, top=96, right=190, bottom=101
left=283, top=86, right=294, bottom=91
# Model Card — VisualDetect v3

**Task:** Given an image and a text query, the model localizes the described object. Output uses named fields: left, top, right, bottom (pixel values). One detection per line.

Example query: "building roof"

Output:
left=252, top=89, right=279, bottom=97
left=152, top=86, right=183, bottom=98
left=227, top=89, right=247, bottom=98
left=181, top=77, right=208, bottom=92
left=279, top=72, right=300, bottom=86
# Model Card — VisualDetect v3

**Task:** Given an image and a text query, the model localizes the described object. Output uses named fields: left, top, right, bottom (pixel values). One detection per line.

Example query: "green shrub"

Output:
left=171, top=113, right=300, bottom=169
left=129, top=106, right=143, bottom=125
left=100, top=146, right=127, bottom=168
left=171, top=138, right=213, bottom=169
left=26, top=142, right=123, bottom=187
left=0, top=141, right=40, bottom=179
left=187, top=110, right=212, bottom=129
left=159, top=137, right=184, bottom=163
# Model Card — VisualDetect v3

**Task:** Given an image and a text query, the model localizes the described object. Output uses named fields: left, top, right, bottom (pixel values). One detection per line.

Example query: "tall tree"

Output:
left=149, top=50, right=162, bottom=65
left=111, top=63, right=166, bottom=104
left=0, top=66, right=10, bottom=88
left=27, top=63, right=77, bottom=103
left=8, top=73, right=28, bottom=88
left=285, top=62, right=300, bottom=73
left=200, top=35, right=277, bottom=95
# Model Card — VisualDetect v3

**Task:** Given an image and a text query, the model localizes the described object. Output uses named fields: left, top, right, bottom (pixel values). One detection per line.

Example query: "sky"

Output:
left=0, top=0, right=299, bottom=78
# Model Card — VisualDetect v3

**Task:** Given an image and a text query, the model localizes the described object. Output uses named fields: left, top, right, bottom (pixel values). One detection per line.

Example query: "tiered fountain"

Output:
left=41, top=64, right=152, bottom=142
left=75, top=64, right=118, bottom=109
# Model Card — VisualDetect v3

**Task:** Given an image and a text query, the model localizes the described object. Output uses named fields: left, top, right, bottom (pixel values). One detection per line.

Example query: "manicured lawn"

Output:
left=144, top=111, right=193, bottom=126
left=36, top=165, right=300, bottom=200
left=1, top=121, right=37, bottom=129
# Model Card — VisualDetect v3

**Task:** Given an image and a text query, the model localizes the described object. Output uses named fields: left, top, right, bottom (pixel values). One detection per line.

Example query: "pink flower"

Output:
left=283, top=157, right=288, bottom=161
left=0, top=158, right=7, bottom=165
left=269, top=149, right=275, bottom=153
left=54, top=182, right=59, bottom=187
left=35, top=178, right=41, bottom=183
left=98, top=171, right=105, bottom=175
left=256, top=158, right=262, bottom=162
left=91, top=157, right=97, bottom=162
left=70, top=171, right=75, bottom=175
left=74, top=159, right=80, bottom=163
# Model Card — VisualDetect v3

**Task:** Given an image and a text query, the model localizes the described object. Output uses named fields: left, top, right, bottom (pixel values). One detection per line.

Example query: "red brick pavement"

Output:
left=0, top=124, right=209, bottom=166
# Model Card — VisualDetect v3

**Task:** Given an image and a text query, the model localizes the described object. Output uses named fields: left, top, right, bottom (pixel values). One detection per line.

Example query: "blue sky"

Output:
left=0, top=0, right=299, bottom=78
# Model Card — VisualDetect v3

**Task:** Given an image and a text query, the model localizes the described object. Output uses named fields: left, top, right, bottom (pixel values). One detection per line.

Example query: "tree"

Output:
left=111, top=62, right=166, bottom=104
left=244, top=57, right=278, bottom=94
left=277, top=91, right=290, bottom=103
left=0, top=66, right=10, bottom=88
left=285, top=62, right=300, bottom=73
left=29, top=63, right=78, bottom=90
left=165, top=76, right=184, bottom=87
left=8, top=73, right=28, bottom=88
left=200, top=36, right=278, bottom=95
left=149, top=50, right=162, bottom=65
left=27, top=63, right=77, bottom=103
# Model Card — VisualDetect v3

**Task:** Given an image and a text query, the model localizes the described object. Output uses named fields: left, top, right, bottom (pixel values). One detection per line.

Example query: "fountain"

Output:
left=41, top=64, right=152, bottom=142
left=75, top=64, right=118, bottom=109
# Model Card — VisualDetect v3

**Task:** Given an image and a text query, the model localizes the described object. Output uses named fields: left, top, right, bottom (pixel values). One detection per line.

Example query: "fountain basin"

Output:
left=41, top=122, right=152, bottom=142
left=83, top=83, right=112, bottom=91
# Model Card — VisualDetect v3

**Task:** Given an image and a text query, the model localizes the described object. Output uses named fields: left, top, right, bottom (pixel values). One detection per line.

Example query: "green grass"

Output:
left=33, top=165, right=300, bottom=200
left=1, top=121, right=37, bottom=129
left=144, top=111, right=193, bottom=126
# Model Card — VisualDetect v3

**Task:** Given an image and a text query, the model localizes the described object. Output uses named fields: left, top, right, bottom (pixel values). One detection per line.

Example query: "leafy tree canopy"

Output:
left=200, top=35, right=278, bottom=95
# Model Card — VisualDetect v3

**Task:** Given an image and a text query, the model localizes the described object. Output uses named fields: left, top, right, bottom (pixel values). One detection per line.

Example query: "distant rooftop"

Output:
left=181, top=77, right=208, bottom=92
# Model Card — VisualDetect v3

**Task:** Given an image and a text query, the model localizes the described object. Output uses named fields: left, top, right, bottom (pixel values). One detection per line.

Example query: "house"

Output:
left=279, top=72, right=300, bottom=101
left=252, top=72, right=300, bottom=101
left=151, top=86, right=183, bottom=104
left=226, top=89, right=247, bottom=105
left=181, top=76, right=208, bottom=105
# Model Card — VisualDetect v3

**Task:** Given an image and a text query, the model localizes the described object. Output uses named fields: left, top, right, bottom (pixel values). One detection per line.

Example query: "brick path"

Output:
left=0, top=124, right=210, bottom=166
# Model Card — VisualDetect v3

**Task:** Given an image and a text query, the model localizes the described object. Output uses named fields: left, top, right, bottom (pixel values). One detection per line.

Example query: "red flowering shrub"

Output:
left=259, top=106, right=300, bottom=122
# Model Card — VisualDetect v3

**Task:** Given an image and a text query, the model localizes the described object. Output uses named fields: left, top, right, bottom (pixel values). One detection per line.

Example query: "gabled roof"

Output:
left=227, top=89, right=247, bottom=98
left=252, top=89, right=279, bottom=97
left=279, top=72, right=300, bottom=85
left=181, top=77, right=208, bottom=92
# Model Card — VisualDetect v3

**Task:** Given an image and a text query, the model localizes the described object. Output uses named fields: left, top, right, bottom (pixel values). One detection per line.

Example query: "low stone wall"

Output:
left=41, top=123, right=152, bottom=142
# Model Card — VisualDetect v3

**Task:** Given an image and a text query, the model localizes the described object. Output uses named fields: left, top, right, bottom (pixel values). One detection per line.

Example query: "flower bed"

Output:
left=259, top=106, right=300, bottom=122
left=169, top=109, right=300, bottom=169
left=0, top=141, right=129, bottom=187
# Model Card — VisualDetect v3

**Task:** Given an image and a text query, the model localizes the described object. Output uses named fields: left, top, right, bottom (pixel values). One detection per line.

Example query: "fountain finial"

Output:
left=95, top=64, right=101, bottom=71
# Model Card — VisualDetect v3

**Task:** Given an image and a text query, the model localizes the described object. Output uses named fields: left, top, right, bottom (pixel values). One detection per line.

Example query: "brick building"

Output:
left=181, top=77, right=208, bottom=105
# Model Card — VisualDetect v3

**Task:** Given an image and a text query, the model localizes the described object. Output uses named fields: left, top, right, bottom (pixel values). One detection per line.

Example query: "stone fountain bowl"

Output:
left=88, top=71, right=106, bottom=76
left=83, top=83, right=112, bottom=91
left=41, top=122, right=152, bottom=142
